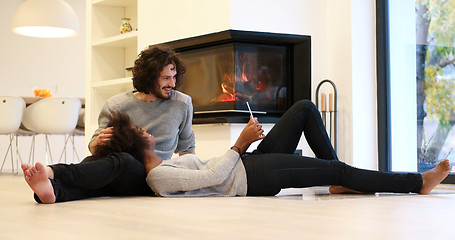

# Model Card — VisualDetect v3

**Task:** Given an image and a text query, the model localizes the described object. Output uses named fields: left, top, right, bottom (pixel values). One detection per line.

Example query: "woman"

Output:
left=23, top=101, right=450, bottom=203
left=22, top=112, right=155, bottom=204
left=142, top=100, right=450, bottom=197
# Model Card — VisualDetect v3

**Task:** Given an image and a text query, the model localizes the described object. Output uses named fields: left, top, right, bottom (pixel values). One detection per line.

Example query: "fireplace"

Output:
left=158, top=30, right=311, bottom=123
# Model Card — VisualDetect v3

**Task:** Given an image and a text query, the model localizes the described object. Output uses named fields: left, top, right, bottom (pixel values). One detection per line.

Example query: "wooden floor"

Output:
left=1, top=172, right=455, bottom=240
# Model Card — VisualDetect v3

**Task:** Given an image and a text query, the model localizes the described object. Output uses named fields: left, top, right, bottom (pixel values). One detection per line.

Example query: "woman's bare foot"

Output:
left=22, top=162, right=56, bottom=204
left=329, top=185, right=369, bottom=194
left=21, top=163, right=32, bottom=172
left=420, top=159, right=451, bottom=194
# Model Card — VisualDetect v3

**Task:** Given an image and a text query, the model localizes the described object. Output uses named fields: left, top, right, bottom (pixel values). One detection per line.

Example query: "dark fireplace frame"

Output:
left=156, top=29, right=311, bottom=124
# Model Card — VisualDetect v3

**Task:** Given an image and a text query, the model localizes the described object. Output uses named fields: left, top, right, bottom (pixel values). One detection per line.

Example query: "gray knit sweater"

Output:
left=89, top=91, right=195, bottom=160
left=146, top=150, right=248, bottom=197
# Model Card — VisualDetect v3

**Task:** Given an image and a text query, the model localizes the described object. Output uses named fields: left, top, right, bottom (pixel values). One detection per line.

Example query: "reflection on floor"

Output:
left=277, top=185, right=455, bottom=200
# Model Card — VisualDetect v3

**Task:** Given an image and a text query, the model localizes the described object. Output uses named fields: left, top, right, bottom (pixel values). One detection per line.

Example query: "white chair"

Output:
left=22, top=97, right=81, bottom=164
left=0, top=96, right=25, bottom=173
left=68, top=108, right=85, bottom=162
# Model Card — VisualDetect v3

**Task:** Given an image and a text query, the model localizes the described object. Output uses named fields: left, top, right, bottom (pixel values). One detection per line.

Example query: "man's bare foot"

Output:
left=329, top=185, right=369, bottom=194
left=420, top=159, right=451, bottom=194
left=22, top=162, right=56, bottom=204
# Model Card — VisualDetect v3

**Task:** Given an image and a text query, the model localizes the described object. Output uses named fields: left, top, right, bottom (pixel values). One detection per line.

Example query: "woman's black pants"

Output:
left=34, top=152, right=153, bottom=203
left=241, top=100, right=422, bottom=196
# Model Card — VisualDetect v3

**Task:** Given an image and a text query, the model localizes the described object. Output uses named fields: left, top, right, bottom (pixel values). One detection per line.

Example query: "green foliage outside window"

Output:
left=417, top=0, right=455, bottom=168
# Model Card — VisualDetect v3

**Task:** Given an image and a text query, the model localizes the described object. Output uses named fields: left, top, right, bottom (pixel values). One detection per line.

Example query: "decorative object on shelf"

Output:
left=120, top=18, right=133, bottom=34
left=315, top=79, right=337, bottom=152
left=11, top=0, right=79, bottom=38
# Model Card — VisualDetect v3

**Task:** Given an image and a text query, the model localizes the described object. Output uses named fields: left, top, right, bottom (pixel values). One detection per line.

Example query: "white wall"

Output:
left=1, top=0, right=378, bottom=171
left=349, top=0, right=378, bottom=169
left=0, top=0, right=85, bottom=97
left=0, top=0, right=86, bottom=171
left=138, top=0, right=231, bottom=49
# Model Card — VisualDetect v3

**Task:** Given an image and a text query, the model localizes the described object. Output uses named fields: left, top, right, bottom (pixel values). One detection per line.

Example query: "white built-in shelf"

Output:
left=92, top=31, right=138, bottom=48
left=92, top=0, right=137, bottom=7
left=86, top=0, right=139, bottom=153
left=92, top=77, right=133, bottom=88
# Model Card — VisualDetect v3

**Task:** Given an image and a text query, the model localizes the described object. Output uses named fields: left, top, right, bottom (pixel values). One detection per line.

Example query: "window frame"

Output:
left=376, top=0, right=455, bottom=183
left=376, top=0, right=391, bottom=172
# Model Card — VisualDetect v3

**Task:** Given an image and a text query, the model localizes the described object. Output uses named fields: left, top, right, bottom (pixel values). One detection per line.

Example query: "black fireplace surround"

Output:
left=154, top=30, right=311, bottom=124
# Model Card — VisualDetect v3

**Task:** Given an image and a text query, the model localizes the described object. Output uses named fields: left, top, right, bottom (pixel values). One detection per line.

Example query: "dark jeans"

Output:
left=241, top=100, right=422, bottom=196
left=34, top=152, right=154, bottom=203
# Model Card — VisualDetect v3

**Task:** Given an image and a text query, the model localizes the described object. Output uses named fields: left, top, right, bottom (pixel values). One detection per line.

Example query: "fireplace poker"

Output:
left=329, top=93, right=333, bottom=139
left=329, top=111, right=332, bottom=139
left=320, top=93, right=326, bottom=127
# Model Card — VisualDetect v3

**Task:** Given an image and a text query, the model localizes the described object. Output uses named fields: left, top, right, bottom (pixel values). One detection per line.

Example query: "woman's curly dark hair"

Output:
left=132, top=45, right=186, bottom=95
left=93, top=112, right=149, bottom=162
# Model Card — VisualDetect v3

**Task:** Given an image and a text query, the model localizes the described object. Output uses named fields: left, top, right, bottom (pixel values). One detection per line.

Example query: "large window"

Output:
left=378, top=0, right=455, bottom=182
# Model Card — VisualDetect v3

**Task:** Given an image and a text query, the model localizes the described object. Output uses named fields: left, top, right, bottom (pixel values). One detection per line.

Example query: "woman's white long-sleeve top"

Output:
left=146, top=150, right=247, bottom=197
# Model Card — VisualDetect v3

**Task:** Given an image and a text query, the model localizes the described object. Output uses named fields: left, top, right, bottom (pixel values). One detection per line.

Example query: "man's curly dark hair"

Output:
left=132, top=45, right=186, bottom=95
left=92, top=112, right=149, bottom=162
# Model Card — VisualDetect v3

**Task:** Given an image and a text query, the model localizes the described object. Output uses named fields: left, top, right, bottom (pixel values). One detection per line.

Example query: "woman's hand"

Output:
left=139, top=129, right=157, bottom=155
left=140, top=130, right=162, bottom=173
left=233, top=117, right=266, bottom=154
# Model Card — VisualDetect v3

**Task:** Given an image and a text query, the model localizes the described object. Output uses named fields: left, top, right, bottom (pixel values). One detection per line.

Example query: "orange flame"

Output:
left=211, top=73, right=235, bottom=102
left=242, top=65, right=248, bottom=82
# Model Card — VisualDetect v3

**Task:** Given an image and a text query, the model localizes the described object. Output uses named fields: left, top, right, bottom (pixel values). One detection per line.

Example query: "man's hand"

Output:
left=89, top=127, right=114, bottom=154
left=97, top=127, right=114, bottom=145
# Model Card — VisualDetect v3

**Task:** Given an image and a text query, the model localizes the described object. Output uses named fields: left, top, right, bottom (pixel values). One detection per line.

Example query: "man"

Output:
left=89, top=46, right=195, bottom=160
left=19, top=46, right=195, bottom=204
